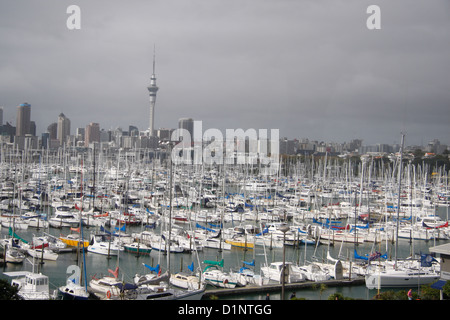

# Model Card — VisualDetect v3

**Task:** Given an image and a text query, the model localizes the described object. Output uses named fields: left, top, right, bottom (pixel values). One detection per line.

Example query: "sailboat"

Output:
left=60, top=158, right=90, bottom=300
left=201, top=259, right=240, bottom=288
left=260, top=261, right=306, bottom=284
left=59, top=265, right=90, bottom=300
left=235, top=259, right=269, bottom=286
left=26, top=247, right=58, bottom=261
left=89, top=266, right=131, bottom=298
left=5, top=247, right=26, bottom=263
left=133, top=263, right=170, bottom=286
left=170, top=262, right=203, bottom=290
left=123, top=241, right=152, bottom=255
left=87, top=233, right=122, bottom=256
left=59, top=229, right=90, bottom=248
left=130, top=156, right=205, bottom=300
left=364, top=134, right=441, bottom=289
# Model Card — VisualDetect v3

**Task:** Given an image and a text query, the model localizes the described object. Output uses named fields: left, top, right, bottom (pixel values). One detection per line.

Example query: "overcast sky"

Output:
left=0, top=0, right=449, bottom=147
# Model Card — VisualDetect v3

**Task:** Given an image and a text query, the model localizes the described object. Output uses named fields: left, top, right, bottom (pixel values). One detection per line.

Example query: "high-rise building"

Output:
left=47, top=123, right=57, bottom=140
left=16, top=103, right=31, bottom=136
left=57, top=113, right=71, bottom=146
left=178, top=118, right=194, bottom=142
left=85, top=122, right=100, bottom=147
left=30, top=121, right=36, bottom=136
left=157, top=128, right=173, bottom=141
left=0, top=107, right=3, bottom=126
left=147, top=47, right=159, bottom=136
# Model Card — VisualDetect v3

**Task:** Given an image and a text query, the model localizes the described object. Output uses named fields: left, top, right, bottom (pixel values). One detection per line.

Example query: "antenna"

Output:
left=153, top=45, right=156, bottom=75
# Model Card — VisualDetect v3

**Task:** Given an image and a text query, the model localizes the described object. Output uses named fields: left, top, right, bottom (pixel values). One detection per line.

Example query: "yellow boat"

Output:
left=59, top=234, right=90, bottom=248
left=225, top=237, right=255, bottom=249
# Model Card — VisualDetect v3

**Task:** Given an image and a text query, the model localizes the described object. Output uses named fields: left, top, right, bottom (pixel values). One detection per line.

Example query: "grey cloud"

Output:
left=0, top=0, right=448, bottom=146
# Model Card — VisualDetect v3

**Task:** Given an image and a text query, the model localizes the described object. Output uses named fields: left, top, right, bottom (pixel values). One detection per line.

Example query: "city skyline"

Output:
left=3, top=103, right=447, bottom=153
left=0, top=1, right=449, bottom=147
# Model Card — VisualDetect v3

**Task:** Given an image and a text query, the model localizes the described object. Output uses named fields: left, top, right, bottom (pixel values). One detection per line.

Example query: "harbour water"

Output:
left=1, top=206, right=447, bottom=300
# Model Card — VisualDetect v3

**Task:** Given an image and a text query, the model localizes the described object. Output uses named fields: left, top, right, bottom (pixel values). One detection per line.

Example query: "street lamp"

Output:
left=278, top=224, right=290, bottom=300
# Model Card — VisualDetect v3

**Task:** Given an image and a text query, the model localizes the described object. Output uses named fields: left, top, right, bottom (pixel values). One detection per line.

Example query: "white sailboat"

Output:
left=89, top=267, right=126, bottom=298
left=170, top=271, right=203, bottom=290
left=364, top=134, right=441, bottom=289
left=201, top=262, right=240, bottom=289
left=48, top=207, right=79, bottom=228
left=59, top=200, right=90, bottom=300
left=59, top=265, right=90, bottom=300
left=260, top=261, right=307, bottom=283
left=87, top=234, right=122, bottom=256
left=365, top=264, right=440, bottom=289
left=5, top=247, right=26, bottom=263
left=26, top=247, right=59, bottom=261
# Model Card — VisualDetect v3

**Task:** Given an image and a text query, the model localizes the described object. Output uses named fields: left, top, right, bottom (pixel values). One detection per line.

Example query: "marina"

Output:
left=0, top=147, right=449, bottom=300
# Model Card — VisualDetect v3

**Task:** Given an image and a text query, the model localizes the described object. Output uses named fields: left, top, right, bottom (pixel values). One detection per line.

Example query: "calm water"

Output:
left=1, top=206, right=448, bottom=300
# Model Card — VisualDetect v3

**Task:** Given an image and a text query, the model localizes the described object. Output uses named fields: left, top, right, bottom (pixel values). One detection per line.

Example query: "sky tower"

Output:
left=147, top=46, right=159, bottom=136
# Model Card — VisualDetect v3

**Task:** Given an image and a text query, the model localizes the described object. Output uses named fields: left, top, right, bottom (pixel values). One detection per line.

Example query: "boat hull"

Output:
left=59, top=236, right=89, bottom=248
left=124, top=244, right=152, bottom=255
left=365, top=270, right=440, bottom=289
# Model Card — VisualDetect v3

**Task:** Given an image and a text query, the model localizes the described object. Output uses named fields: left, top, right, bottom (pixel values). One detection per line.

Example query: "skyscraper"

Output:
left=57, top=113, right=71, bottom=146
left=47, top=123, right=57, bottom=140
left=178, top=118, right=194, bottom=142
left=16, top=103, right=31, bottom=136
left=85, top=122, right=100, bottom=147
left=147, top=47, right=159, bottom=136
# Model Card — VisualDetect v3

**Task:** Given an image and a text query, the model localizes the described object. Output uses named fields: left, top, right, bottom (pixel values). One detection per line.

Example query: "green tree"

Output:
left=327, top=293, right=355, bottom=300
left=0, top=279, right=21, bottom=300
left=419, top=285, right=440, bottom=300
left=442, top=281, right=450, bottom=299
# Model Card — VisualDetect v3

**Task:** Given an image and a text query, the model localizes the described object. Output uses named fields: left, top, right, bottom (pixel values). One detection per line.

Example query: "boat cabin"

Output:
left=4, top=271, right=52, bottom=300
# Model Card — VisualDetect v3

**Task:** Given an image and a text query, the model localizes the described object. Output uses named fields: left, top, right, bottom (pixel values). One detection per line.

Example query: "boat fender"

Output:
left=223, top=279, right=228, bottom=285
left=106, top=291, right=112, bottom=299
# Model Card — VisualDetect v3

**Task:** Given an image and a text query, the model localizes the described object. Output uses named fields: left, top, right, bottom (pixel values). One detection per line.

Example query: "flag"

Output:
left=188, top=262, right=194, bottom=272
left=420, top=253, right=437, bottom=267
left=369, top=251, right=381, bottom=262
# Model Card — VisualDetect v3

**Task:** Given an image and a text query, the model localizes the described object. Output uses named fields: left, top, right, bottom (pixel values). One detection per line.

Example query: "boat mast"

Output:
left=394, top=133, right=405, bottom=269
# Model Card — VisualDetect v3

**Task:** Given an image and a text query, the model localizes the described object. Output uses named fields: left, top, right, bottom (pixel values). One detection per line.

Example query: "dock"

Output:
left=202, top=277, right=365, bottom=298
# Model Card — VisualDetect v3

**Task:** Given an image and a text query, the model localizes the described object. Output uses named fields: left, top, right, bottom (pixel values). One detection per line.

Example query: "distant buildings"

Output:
left=57, top=113, right=71, bottom=146
left=14, top=103, right=37, bottom=149
left=0, top=100, right=447, bottom=164
left=426, top=139, right=447, bottom=155
left=15, top=102, right=31, bottom=137
left=177, top=118, right=194, bottom=142
left=85, top=122, right=100, bottom=147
